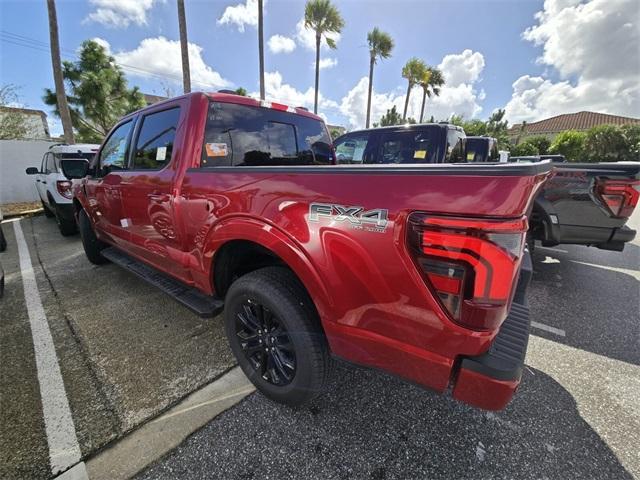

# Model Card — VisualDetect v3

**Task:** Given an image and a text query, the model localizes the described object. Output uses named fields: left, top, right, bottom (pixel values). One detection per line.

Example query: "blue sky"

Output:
left=1, top=0, right=637, bottom=135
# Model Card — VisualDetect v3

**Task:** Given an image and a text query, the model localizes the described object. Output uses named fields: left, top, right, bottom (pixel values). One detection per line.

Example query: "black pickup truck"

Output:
left=530, top=163, right=639, bottom=251
left=334, top=127, right=640, bottom=252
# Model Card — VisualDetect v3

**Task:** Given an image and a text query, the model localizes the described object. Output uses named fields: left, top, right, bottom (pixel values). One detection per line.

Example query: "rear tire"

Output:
left=78, top=209, right=108, bottom=264
left=42, top=200, right=55, bottom=218
left=54, top=203, right=77, bottom=236
left=224, top=267, right=331, bottom=406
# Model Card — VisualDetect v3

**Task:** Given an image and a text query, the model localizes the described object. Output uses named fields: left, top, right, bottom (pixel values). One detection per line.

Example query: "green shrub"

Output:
left=549, top=130, right=587, bottom=162
left=525, top=136, right=551, bottom=155
left=584, top=125, right=628, bottom=162
left=621, top=124, right=640, bottom=161
left=510, top=141, right=539, bottom=156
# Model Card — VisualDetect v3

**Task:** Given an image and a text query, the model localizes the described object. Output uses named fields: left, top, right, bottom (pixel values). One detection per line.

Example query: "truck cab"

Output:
left=333, top=123, right=466, bottom=164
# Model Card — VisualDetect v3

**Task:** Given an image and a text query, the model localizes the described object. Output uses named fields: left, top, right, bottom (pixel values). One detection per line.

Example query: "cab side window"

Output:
left=334, top=133, right=370, bottom=164
left=133, top=108, right=181, bottom=170
left=99, top=120, right=133, bottom=173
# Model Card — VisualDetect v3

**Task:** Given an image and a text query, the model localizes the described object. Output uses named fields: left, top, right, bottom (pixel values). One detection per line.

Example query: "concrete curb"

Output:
left=84, top=366, right=254, bottom=480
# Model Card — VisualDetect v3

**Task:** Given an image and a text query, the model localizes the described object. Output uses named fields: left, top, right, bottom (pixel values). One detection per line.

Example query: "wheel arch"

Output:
left=203, top=217, right=334, bottom=328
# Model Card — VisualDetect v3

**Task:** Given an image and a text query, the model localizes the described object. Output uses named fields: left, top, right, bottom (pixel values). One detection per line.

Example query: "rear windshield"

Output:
left=201, top=101, right=333, bottom=167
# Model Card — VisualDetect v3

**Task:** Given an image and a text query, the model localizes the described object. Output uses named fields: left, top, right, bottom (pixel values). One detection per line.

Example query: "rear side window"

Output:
left=133, top=107, right=180, bottom=170
left=45, top=153, right=56, bottom=173
left=376, top=130, right=436, bottom=164
left=446, top=129, right=466, bottom=163
left=201, top=101, right=332, bottom=167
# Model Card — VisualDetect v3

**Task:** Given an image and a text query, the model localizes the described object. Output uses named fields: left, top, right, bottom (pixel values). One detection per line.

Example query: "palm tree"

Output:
left=46, top=0, right=74, bottom=143
left=401, top=57, right=426, bottom=121
left=304, top=0, right=344, bottom=114
left=365, top=27, right=394, bottom=129
left=258, top=0, right=265, bottom=99
left=419, top=66, right=444, bottom=123
left=177, top=0, right=191, bottom=93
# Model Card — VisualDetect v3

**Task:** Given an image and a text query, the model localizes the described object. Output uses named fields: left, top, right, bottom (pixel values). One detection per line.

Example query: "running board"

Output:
left=101, top=247, right=224, bottom=318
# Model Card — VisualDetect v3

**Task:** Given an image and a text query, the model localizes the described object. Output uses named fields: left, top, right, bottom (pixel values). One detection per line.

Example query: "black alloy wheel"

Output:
left=235, top=300, right=296, bottom=386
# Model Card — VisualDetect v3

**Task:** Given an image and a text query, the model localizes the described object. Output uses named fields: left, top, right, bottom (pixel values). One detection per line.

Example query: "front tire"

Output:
left=224, top=267, right=331, bottom=406
left=78, top=209, right=108, bottom=264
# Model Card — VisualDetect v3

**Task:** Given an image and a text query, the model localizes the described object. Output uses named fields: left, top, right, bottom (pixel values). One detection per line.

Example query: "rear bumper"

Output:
left=451, top=252, right=533, bottom=410
left=543, top=224, right=636, bottom=251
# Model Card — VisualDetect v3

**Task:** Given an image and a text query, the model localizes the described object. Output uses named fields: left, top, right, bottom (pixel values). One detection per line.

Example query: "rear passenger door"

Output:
left=119, top=105, right=183, bottom=273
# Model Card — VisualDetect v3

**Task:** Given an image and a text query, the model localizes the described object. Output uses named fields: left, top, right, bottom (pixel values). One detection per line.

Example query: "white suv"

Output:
left=26, top=144, right=99, bottom=235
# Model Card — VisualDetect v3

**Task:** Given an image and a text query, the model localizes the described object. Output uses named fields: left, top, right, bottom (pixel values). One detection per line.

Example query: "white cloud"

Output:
left=295, top=18, right=340, bottom=51
left=339, top=50, right=486, bottom=129
left=251, top=71, right=339, bottom=112
left=217, top=0, right=259, bottom=32
left=317, top=58, right=338, bottom=70
left=438, top=49, right=484, bottom=87
left=90, top=37, right=112, bottom=53
left=84, top=0, right=158, bottom=28
left=112, top=37, right=231, bottom=90
left=505, top=0, right=640, bottom=123
left=268, top=34, right=296, bottom=54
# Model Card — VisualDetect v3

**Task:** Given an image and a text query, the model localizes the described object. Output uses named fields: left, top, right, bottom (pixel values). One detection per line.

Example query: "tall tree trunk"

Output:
left=46, top=0, right=74, bottom=144
left=365, top=55, right=374, bottom=129
left=419, top=88, right=427, bottom=123
left=258, top=0, right=265, bottom=100
left=177, top=0, right=191, bottom=94
left=313, top=33, right=321, bottom=114
left=402, top=82, right=412, bottom=120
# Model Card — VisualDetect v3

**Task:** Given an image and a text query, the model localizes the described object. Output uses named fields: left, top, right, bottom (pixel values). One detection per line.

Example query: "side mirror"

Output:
left=25, top=167, right=39, bottom=175
left=60, top=159, right=89, bottom=180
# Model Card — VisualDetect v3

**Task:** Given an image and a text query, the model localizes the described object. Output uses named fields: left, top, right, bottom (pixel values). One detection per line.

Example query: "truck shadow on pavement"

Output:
left=530, top=244, right=639, bottom=366
left=137, top=364, right=633, bottom=480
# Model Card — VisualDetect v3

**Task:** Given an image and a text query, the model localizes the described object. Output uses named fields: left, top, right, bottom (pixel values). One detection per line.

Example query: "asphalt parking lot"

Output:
left=1, top=211, right=639, bottom=479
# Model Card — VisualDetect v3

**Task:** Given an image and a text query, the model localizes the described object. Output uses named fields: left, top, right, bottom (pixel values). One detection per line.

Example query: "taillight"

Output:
left=595, top=179, right=640, bottom=218
left=56, top=180, right=73, bottom=199
left=408, top=214, right=528, bottom=331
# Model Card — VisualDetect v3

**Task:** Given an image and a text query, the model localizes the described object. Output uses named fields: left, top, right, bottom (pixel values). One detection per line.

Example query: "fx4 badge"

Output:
left=309, top=203, right=389, bottom=233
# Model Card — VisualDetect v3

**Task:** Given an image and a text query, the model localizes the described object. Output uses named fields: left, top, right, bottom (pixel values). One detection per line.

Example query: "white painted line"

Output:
left=13, top=220, right=86, bottom=477
left=531, top=320, right=566, bottom=337
left=537, top=246, right=568, bottom=254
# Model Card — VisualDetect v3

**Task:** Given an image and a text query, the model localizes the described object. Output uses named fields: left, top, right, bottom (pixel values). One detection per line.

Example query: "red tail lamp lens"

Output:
left=56, top=180, right=73, bottom=199
left=596, top=179, right=640, bottom=218
left=409, top=214, right=528, bottom=331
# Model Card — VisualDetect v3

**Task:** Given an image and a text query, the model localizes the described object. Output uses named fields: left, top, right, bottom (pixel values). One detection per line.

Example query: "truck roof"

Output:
left=343, top=123, right=464, bottom=136
left=123, top=91, right=325, bottom=123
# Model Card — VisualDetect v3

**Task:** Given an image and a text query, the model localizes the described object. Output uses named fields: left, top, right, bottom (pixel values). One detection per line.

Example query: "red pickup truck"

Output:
left=70, top=92, right=551, bottom=410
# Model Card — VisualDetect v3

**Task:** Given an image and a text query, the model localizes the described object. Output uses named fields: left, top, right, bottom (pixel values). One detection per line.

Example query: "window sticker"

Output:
left=156, top=146, right=167, bottom=161
left=414, top=150, right=427, bottom=159
left=467, top=152, right=475, bottom=161
left=205, top=143, right=228, bottom=157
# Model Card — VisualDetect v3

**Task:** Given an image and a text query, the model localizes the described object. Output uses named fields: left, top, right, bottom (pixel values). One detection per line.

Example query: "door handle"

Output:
left=42, top=181, right=47, bottom=184
left=36, top=179, right=41, bottom=182
left=147, top=193, right=170, bottom=202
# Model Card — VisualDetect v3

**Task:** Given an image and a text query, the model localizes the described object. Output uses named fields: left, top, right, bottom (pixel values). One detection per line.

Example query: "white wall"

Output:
left=0, top=140, right=56, bottom=203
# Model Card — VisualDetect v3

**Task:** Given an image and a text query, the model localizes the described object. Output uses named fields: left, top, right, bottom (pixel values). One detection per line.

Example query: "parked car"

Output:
left=333, top=123, right=467, bottom=164
left=26, top=144, right=99, bottom=235
left=464, top=137, right=640, bottom=251
left=69, top=92, right=552, bottom=410
left=531, top=162, right=640, bottom=251
left=466, top=136, right=499, bottom=162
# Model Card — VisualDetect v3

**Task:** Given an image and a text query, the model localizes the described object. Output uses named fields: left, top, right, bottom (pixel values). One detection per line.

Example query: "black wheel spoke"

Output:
left=271, top=349, right=292, bottom=380
left=235, top=300, right=296, bottom=387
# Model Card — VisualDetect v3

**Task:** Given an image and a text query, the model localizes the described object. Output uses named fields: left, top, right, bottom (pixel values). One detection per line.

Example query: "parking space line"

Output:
left=531, top=320, right=566, bottom=337
left=12, top=220, right=87, bottom=478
